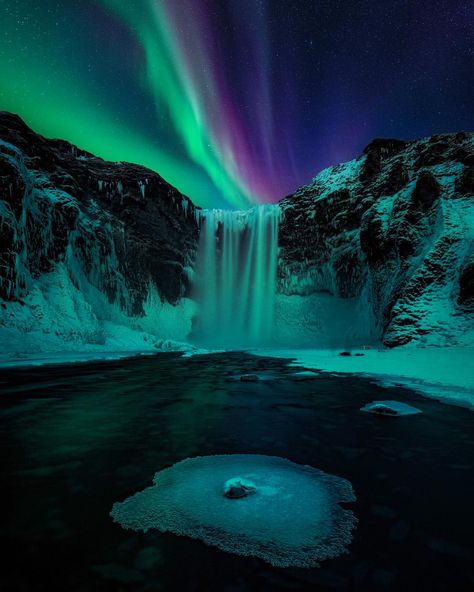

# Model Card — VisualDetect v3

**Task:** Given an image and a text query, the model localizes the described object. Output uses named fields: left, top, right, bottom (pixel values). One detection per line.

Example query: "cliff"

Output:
left=1, top=112, right=472, bottom=355
left=278, top=133, right=474, bottom=346
left=0, top=113, right=198, bottom=355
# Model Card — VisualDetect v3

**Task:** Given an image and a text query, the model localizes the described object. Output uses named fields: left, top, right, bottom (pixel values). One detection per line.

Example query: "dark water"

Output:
left=0, top=352, right=473, bottom=592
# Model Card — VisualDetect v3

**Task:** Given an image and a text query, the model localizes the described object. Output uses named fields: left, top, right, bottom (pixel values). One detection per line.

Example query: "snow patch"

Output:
left=0, top=264, right=196, bottom=365
left=251, top=347, right=474, bottom=409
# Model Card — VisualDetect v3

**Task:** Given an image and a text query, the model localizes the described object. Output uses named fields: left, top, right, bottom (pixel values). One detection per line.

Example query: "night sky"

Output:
left=0, top=1, right=472, bottom=208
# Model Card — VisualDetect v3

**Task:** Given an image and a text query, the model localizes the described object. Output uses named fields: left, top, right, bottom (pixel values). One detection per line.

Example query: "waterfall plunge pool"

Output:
left=0, top=352, right=473, bottom=591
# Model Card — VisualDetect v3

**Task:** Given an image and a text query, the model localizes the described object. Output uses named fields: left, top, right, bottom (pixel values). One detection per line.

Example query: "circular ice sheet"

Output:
left=110, top=454, right=356, bottom=568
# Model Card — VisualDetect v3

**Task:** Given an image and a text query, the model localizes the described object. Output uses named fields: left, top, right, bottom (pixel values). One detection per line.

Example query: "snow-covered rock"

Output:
left=278, top=133, right=474, bottom=347
left=1, top=111, right=472, bottom=355
left=360, top=400, right=422, bottom=416
left=0, top=112, right=198, bottom=355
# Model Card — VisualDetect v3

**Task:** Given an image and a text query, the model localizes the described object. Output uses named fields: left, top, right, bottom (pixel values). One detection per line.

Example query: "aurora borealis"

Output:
left=0, top=0, right=472, bottom=208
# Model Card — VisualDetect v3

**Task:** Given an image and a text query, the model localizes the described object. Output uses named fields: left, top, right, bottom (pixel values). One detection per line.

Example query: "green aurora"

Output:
left=0, top=1, right=258, bottom=208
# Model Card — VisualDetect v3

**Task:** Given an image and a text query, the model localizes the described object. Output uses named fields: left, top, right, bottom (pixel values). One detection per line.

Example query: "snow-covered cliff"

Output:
left=278, top=133, right=474, bottom=347
left=0, top=113, right=198, bottom=357
left=1, top=112, right=472, bottom=357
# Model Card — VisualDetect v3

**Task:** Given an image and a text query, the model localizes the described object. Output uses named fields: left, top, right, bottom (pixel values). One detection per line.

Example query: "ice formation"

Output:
left=110, top=454, right=357, bottom=568
left=0, top=136, right=197, bottom=360
left=278, top=137, right=474, bottom=349
left=360, top=400, right=422, bottom=416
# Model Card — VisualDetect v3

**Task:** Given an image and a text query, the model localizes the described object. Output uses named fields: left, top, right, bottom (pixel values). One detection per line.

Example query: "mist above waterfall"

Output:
left=192, top=206, right=279, bottom=348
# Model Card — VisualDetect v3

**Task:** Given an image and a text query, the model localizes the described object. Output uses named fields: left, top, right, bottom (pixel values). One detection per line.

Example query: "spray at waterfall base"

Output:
left=190, top=205, right=377, bottom=349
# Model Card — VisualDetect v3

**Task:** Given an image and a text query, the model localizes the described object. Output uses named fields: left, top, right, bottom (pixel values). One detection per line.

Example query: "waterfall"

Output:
left=192, top=205, right=280, bottom=348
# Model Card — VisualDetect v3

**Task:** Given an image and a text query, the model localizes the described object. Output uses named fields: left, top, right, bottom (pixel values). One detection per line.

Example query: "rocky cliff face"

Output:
left=1, top=112, right=472, bottom=354
left=0, top=113, right=198, bottom=355
left=278, top=133, right=474, bottom=346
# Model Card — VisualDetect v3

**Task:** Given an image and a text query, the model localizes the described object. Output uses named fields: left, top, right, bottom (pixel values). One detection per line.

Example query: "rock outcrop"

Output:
left=278, top=132, right=474, bottom=346
left=0, top=112, right=198, bottom=354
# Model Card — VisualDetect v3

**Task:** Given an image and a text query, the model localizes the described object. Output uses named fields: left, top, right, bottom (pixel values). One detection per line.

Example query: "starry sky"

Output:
left=0, top=1, right=472, bottom=208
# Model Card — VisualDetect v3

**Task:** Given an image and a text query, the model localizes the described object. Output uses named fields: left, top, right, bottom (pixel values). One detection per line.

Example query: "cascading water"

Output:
left=192, top=205, right=280, bottom=348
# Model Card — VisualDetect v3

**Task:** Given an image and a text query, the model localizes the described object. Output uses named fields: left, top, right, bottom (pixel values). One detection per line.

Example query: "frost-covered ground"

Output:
left=0, top=340, right=196, bottom=369
left=0, top=349, right=156, bottom=369
left=252, top=347, right=474, bottom=410
left=0, top=264, right=197, bottom=367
